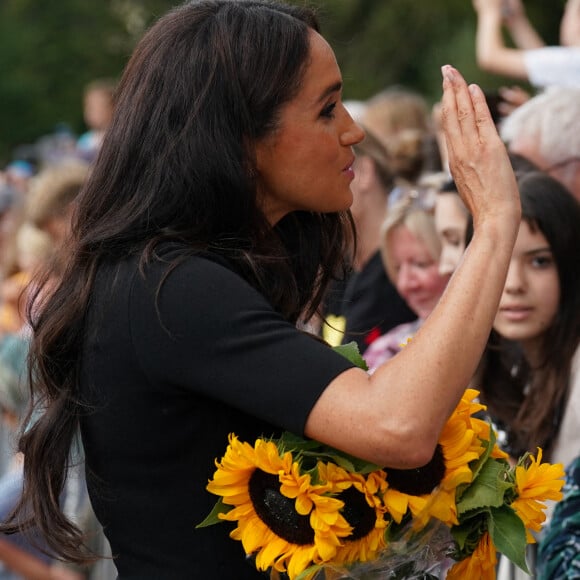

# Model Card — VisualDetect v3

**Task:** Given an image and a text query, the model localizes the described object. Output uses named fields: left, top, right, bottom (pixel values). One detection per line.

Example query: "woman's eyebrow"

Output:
left=316, top=80, right=343, bottom=104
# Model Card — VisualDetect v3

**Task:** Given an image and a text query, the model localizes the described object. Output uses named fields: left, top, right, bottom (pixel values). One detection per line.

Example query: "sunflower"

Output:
left=446, top=532, right=497, bottom=580
left=317, top=461, right=389, bottom=565
left=470, top=415, right=510, bottom=460
left=511, top=448, right=565, bottom=543
left=201, top=337, right=568, bottom=580
left=384, top=389, right=486, bottom=530
left=206, top=434, right=350, bottom=579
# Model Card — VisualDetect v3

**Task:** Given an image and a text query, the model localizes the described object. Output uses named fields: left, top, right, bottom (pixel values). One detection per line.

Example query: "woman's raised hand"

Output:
left=440, top=65, right=520, bottom=230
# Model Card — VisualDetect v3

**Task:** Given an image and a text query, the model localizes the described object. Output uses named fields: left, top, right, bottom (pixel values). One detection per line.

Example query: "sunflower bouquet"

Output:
left=199, top=345, right=565, bottom=580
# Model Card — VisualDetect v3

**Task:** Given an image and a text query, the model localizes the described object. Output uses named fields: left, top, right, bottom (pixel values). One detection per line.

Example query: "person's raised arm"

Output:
left=502, top=0, right=545, bottom=49
left=473, top=0, right=532, bottom=80
left=305, top=66, right=521, bottom=469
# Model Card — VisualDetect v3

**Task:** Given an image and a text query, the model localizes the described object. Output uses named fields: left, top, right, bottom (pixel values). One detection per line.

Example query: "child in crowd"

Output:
left=76, top=79, right=117, bottom=162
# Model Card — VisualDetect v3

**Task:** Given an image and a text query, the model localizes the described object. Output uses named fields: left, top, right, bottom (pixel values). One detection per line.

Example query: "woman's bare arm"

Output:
left=305, top=66, right=521, bottom=469
left=473, top=0, right=532, bottom=80
left=502, top=0, right=545, bottom=49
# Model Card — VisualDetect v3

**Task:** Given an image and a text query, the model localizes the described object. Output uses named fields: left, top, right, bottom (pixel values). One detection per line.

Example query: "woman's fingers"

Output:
left=440, top=66, right=461, bottom=144
left=441, top=65, right=494, bottom=144
left=498, top=85, right=531, bottom=115
left=440, top=65, right=519, bottom=225
left=467, top=82, right=497, bottom=141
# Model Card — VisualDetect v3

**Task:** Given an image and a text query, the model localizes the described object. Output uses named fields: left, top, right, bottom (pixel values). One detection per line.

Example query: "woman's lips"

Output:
left=499, top=306, right=533, bottom=321
left=342, top=157, right=355, bottom=179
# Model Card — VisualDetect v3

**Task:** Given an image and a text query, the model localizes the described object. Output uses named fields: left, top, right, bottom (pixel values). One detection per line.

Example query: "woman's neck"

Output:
left=520, top=336, right=544, bottom=369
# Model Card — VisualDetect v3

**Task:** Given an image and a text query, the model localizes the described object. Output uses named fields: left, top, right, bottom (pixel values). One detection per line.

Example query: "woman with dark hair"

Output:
left=477, top=171, right=580, bottom=466
left=0, top=1, right=521, bottom=578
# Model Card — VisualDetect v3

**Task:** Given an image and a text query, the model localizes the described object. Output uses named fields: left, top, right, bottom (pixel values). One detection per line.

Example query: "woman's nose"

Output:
left=396, top=264, right=418, bottom=295
left=340, top=110, right=365, bottom=147
left=504, top=261, right=526, bottom=294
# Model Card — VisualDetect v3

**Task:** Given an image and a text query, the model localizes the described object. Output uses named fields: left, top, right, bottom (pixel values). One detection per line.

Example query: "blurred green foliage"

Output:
left=314, top=0, right=563, bottom=101
left=0, top=0, right=565, bottom=164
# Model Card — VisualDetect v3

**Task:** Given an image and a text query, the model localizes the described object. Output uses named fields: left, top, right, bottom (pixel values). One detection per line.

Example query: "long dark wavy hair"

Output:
left=2, top=0, right=354, bottom=562
left=478, top=171, right=580, bottom=459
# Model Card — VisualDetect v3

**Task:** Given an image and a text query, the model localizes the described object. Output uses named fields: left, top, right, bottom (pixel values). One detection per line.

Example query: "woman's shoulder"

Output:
left=99, top=243, right=248, bottom=289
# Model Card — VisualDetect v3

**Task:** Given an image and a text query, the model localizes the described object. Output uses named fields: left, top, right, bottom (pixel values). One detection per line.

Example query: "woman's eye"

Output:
left=531, top=254, right=554, bottom=268
left=320, top=102, right=336, bottom=119
left=443, top=231, right=462, bottom=247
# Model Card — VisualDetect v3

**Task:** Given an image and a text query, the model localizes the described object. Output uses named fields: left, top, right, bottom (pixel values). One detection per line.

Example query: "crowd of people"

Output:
left=0, top=80, right=116, bottom=579
left=0, top=1, right=578, bottom=579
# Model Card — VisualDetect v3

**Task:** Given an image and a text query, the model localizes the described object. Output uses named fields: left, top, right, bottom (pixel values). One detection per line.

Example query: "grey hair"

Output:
left=500, top=86, right=580, bottom=166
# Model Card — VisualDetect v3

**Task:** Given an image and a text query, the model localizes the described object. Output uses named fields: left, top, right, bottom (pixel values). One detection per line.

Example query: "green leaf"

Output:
left=488, top=505, right=529, bottom=573
left=325, top=452, right=356, bottom=472
left=457, top=458, right=512, bottom=515
left=463, top=424, right=505, bottom=487
left=278, top=431, right=322, bottom=453
left=295, top=563, right=322, bottom=580
left=450, top=509, right=489, bottom=554
left=333, top=342, right=369, bottom=371
left=277, top=431, right=381, bottom=474
left=196, top=498, right=231, bottom=528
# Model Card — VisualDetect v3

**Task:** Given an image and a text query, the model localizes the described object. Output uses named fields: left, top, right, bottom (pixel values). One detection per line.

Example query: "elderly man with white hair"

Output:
left=500, top=86, right=580, bottom=201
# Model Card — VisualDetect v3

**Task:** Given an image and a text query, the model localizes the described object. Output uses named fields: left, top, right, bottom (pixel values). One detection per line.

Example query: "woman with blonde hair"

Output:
left=364, top=187, right=450, bottom=372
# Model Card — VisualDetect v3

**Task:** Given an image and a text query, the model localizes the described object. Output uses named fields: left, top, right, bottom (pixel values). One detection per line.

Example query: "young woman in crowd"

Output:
left=0, top=1, right=521, bottom=577
left=476, top=171, right=580, bottom=468
left=434, top=179, right=469, bottom=277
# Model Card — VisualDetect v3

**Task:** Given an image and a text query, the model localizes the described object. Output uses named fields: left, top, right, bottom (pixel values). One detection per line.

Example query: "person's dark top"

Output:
left=537, top=456, right=580, bottom=579
left=324, top=251, right=416, bottom=354
left=79, top=244, right=354, bottom=579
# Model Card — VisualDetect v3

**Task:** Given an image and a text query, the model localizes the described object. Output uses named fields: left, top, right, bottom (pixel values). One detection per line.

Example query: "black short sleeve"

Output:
left=129, top=254, right=353, bottom=435
left=80, top=249, right=354, bottom=578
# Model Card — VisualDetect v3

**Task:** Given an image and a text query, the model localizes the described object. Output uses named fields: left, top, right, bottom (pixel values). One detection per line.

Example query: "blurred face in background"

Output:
left=386, top=224, right=450, bottom=320
left=493, top=220, right=560, bottom=363
left=84, top=88, right=114, bottom=132
left=435, top=193, right=468, bottom=275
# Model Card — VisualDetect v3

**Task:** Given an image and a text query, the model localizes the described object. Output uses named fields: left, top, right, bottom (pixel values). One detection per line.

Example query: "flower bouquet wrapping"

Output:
left=198, top=344, right=565, bottom=579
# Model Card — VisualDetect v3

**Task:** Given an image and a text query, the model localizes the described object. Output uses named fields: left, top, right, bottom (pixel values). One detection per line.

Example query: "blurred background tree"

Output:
left=0, top=0, right=565, bottom=164
left=315, top=0, right=563, bottom=100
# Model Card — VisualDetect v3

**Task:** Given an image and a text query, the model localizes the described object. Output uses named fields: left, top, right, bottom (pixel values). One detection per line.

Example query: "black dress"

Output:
left=79, top=245, right=353, bottom=579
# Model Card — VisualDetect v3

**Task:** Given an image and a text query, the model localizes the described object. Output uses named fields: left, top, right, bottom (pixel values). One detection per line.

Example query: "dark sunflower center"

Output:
left=386, top=444, right=446, bottom=496
left=338, top=486, right=377, bottom=541
left=248, top=469, right=314, bottom=545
